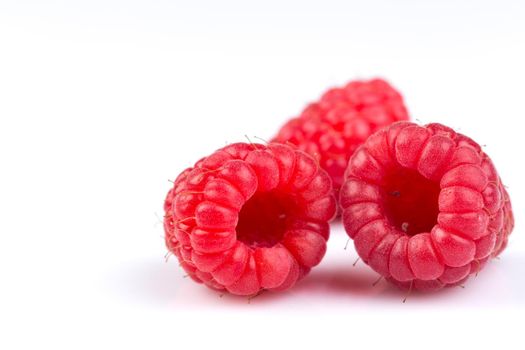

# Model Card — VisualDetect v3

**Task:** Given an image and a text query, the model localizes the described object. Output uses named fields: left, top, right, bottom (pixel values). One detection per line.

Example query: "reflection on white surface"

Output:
left=105, top=224, right=525, bottom=310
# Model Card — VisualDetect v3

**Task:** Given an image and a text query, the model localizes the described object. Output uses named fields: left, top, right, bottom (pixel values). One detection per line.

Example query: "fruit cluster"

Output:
left=163, top=79, right=514, bottom=296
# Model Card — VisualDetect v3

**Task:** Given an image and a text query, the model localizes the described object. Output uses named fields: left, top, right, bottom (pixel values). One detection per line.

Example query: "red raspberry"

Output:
left=339, top=122, right=514, bottom=291
left=272, top=78, right=409, bottom=195
left=164, top=142, right=336, bottom=295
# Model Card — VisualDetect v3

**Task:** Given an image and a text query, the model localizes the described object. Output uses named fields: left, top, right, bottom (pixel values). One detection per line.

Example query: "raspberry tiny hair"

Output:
left=272, top=78, right=409, bottom=196
left=164, top=142, right=337, bottom=295
left=339, top=121, right=514, bottom=291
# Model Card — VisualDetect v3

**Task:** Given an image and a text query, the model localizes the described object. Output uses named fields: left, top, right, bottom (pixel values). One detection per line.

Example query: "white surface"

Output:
left=1, top=1, right=524, bottom=349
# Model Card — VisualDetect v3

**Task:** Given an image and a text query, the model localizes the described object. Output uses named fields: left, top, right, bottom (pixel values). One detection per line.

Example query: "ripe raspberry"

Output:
left=339, top=122, right=514, bottom=291
left=164, top=142, right=336, bottom=295
left=272, top=78, right=409, bottom=195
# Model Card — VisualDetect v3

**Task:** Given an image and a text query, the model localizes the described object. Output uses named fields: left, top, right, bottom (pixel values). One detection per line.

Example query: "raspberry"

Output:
left=272, top=78, right=409, bottom=195
left=339, top=122, right=514, bottom=291
left=164, top=142, right=337, bottom=295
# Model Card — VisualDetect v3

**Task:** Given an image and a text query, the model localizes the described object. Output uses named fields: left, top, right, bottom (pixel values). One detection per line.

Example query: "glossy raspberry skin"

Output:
left=340, top=122, right=514, bottom=291
left=272, top=79, right=409, bottom=194
left=164, top=142, right=336, bottom=295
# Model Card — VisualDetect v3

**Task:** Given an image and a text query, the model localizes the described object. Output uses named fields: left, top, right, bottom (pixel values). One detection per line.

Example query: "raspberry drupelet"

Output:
left=164, top=142, right=337, bottom=295
left=272, top=78, right=409, bottom=196
left=339, top=122, right=514, bottom=291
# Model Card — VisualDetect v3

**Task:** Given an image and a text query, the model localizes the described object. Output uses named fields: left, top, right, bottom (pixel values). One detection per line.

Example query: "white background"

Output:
left=1, top=1, right=524, bottom=349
